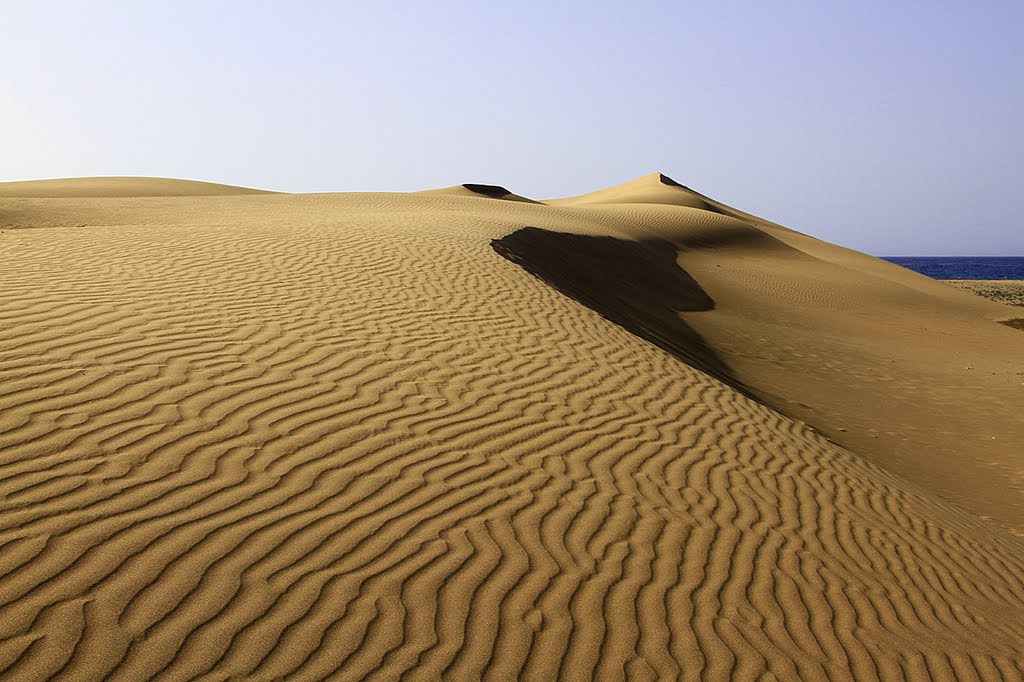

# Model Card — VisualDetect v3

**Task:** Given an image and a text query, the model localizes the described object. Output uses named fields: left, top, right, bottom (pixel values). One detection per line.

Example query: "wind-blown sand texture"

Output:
left=1, top=174, right=1022, bottom=680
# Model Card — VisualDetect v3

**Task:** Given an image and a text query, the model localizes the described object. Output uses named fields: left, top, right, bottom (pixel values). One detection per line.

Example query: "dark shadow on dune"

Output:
left=492, top=227, right=749, bottom=395
left=658, top=173, right=689, bottom=189
left=999, top=318, right=1024, bottom=331
left=463, top=184, right=512, bottom=198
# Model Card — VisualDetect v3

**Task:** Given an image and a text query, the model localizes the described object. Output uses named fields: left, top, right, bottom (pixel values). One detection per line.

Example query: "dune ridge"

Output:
left=0, top=175, right=1022, bottom=679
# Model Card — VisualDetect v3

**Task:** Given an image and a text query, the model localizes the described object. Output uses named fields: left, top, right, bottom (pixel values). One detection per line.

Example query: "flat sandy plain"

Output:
left=0, top=174, right=1022, bottom=680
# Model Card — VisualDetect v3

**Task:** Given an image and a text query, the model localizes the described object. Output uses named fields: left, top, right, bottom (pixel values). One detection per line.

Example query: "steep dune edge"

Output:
left=0, top=176, right=275, bottom=197
left=0, top=185, right=1022, bottom=678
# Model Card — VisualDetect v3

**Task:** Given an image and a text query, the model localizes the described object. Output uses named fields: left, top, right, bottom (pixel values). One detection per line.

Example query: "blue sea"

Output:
left=882, top=256, right=1024, bottom=280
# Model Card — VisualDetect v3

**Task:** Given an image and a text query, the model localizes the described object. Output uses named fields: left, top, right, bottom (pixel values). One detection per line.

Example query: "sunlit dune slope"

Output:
left=0, top=175, right=1021, bottom=679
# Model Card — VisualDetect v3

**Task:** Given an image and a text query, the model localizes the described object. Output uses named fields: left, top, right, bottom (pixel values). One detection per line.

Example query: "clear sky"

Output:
left=3, top=1, right=1022, bottom=255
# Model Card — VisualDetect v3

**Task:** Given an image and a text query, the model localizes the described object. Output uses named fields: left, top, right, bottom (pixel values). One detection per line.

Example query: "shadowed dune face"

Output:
left=492, top=227, right=743, bottom=393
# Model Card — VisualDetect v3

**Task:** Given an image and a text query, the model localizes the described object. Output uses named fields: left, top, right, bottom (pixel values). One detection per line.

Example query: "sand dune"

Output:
left=1, top=174, right=1022, bottom=679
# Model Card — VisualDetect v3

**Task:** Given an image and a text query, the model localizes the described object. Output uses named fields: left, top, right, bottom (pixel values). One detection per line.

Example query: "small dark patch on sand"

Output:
left=463, top=184, right=511, bottom=198
left=492, top=227, right=749, bottom=395
left=999, top=319, right=1024, bottom=331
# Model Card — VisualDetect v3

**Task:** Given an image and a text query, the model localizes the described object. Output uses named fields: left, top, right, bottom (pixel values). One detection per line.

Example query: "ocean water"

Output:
left=882, top=256, right=1024, bottom=280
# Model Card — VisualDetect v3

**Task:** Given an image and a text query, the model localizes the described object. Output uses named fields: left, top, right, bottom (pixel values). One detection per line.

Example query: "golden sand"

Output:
left=1, top=174, right=1022, bottom=679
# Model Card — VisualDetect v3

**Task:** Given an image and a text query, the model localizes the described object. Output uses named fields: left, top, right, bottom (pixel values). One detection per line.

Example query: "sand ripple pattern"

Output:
left=1, top=216, right=1023, bottom=681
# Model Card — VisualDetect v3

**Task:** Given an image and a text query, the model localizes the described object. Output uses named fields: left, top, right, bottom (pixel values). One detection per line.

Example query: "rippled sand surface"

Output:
left=1, top=174, right=1022, bottom=680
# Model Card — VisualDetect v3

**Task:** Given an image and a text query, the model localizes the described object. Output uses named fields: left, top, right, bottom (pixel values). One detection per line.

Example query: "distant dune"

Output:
left=1, top=174, right=1021, bottom=679
left=0, top=176, right=275, bottom=197
left=416, top=183, right=540, bottom=203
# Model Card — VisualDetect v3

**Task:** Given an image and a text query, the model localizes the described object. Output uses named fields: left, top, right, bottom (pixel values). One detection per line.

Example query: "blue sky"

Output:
left=2, top=1, right=1022, bottom=254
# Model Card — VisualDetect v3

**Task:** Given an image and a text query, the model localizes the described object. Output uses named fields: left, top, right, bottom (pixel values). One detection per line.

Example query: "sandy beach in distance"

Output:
left=945, top=279, right=1024, bottom=307
left=1, top=174, right=1022, bottom=679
